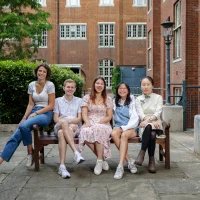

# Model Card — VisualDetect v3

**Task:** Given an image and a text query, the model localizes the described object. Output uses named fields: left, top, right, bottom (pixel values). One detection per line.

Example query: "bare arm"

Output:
left=22, top=95, right=35, bottom=120
left=99, top=108, right=113, bottom=124
left=81, top=106, right=91, bottom=126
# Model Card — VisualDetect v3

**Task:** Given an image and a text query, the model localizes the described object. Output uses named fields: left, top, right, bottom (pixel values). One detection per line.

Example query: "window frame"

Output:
left=99, top=0, right=114, bottom=7
left=38, top=0, right=47, bottom=7
left=173, top=0, right=181, bottom=60
left=60, top=23, right=87, bottom=40
left=147, top=30, right=152, bottom=70
left=126, top=23, right=147, bottom=40
left=133, top=0, right=147, bottom=7
left=33, top=29, right=48, bottom=48
left=66, top=0, right=81, bottom=7
left=98, top=22, right=115, bottom=48
left=98, top=59, right=114, bottom=89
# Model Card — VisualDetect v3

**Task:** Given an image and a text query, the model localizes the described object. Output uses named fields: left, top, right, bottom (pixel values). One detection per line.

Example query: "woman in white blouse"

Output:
left=135, top=76, right=163, bottom=173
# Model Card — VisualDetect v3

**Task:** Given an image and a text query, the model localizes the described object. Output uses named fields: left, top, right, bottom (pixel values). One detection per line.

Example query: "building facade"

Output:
left=147, top=0, right=200, bottom=128
left=35, top=0, right=147, bottom=90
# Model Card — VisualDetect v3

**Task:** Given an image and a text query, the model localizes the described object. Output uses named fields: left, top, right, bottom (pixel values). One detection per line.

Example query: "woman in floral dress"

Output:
left=79, top=77, right=113, bottom=175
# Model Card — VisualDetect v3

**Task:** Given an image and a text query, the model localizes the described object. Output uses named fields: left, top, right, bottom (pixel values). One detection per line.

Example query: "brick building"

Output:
left=147, top=0, right=200, bottom=128
left=35, top=0, right=147, bottom=90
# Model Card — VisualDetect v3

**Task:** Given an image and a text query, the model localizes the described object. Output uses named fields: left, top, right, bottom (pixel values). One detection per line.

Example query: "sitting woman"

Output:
left=0, top=64, right=55, bottom=167
left=135, top=76, right=163, bottom=173
left=79, top=77, right=113, bottom=175
left=111, top=82, right=139, bottom=179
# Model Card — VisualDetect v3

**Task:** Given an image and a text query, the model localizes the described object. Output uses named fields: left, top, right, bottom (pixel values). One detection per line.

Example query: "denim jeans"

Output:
left=0, top=106, right=53, bottom=162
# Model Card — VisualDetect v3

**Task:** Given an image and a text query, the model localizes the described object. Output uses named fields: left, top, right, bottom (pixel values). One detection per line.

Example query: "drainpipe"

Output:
left=56, top=0, right=60, bottom=64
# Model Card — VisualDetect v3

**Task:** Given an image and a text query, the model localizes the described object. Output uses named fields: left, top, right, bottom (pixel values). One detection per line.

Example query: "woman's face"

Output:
left=37, top=66, right=47, bottom=81
left=94, top=79, right=105, bottom=94
left=118, top=84, right=128, bottom=99
left=141, top=78, right=153, bottom=95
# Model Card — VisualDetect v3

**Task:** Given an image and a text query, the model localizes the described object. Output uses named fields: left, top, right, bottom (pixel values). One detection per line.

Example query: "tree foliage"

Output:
left=0, top=0, right=52, bottom=60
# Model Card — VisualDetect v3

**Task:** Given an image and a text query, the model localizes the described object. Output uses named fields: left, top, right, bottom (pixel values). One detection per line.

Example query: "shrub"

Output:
left=0, top=60, right=83, bottom=123
left=112, top=66, right=121, bottom=94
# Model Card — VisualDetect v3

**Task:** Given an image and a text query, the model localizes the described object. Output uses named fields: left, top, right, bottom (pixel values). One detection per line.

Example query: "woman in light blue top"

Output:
left=0, top=64, right=55, bottom=167
left=111, top=82, right=139, bottom=179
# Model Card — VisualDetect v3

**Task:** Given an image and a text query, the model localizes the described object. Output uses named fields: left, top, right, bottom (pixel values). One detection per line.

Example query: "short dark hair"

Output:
left=141, top=76, right=154, bottom=86
left=34, top=63, right=51, bottom=80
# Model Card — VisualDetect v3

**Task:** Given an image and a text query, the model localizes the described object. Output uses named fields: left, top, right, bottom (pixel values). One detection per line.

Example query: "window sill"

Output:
left=173, top=58, right=182, bottom=63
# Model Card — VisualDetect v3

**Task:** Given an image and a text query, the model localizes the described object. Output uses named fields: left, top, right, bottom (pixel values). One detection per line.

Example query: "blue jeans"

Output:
left=0, top=106, right=53, bottom=162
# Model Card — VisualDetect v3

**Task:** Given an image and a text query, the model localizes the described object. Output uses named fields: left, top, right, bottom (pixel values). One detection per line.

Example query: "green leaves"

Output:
left=0, top=0, right=52, bottom=59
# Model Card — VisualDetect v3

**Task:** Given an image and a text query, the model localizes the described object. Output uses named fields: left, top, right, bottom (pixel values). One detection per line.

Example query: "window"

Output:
left=133, top=0, right=147, bottom=6
left=98, top=23, right=115, bottom=47
left=33, top=30, right=48, bottom=48
left=127, top=23, right=147, bottom=39
left=99, top=0, right=114, bottom=6
left=147, top=0, right=151, bottom=11
left=147, top=30, right=152, bottom=69
left=60, top=24, right=87, bottom=40
left=98, top=59, right=114, bottom=88
left=174, top=1, right=181, bottom=59
left=38, top=0, right=46, bottom=7
left=66, top=0, right=80, bottom=7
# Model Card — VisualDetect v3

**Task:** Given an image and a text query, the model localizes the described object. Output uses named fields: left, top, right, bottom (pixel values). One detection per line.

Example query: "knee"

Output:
left=58, top=130, right=64, bottom=139
left=121, top=132, right=128, bottom=140
left=111, top=129, right=118, bottom=138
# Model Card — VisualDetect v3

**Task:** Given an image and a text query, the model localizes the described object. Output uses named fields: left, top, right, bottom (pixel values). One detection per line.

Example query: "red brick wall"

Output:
left=35, top=0, right=147, bottom=89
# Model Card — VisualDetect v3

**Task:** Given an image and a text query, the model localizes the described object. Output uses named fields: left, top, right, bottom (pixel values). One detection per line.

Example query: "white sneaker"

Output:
left=128, top=158, right=137, bottom=174
left=74, top=151, right=85, bottom=164
left=26, top=154, right=34, bottom=167
left=58, top=165, right=71, bottom=179
left=102, top=160, right=109, bottom=171
left=114, top=165, right=124, bottom=179
left=94, top=160, right=103, bottom=175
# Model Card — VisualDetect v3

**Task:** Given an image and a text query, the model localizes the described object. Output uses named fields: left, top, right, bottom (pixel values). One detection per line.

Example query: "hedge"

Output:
left=0, top=60, right=84, bottom=123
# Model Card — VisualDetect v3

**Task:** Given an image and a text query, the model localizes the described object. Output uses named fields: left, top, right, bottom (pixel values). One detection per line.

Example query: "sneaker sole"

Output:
left=58, top=172, right=71, bottom=179
left=75, top=158, right=85, bottom=165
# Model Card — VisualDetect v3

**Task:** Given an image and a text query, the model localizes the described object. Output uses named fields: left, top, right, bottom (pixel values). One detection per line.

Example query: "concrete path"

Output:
left=1, top=130, right=200, bottom=200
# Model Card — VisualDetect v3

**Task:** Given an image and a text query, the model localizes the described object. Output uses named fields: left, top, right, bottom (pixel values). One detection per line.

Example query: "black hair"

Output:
left=115, top=82, right=131, bottom=107
left=141, top=76, right=154, bottom=86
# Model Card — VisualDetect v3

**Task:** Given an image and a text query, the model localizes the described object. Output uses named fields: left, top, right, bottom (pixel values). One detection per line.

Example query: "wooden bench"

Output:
left=33, top=122, right=170, bottom=171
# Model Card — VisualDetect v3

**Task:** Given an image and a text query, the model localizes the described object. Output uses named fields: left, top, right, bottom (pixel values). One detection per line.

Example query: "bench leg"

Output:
left=165, top=128, right=170, bottom=169
left=34, top=149, right=40, bottom=171
left=40, top=147, right=45, bottom=164
left=159, top=144, right=164, bottom=161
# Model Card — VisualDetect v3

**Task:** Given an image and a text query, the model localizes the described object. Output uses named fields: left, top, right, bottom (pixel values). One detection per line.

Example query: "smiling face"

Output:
left=118, top=83, right=129, bottom=99
left=63, top=82, right=76, bottom=97
left=141, top=78, right=153, bottom=95
left=94, top=78, right=105, bottom=94
left=37, top=66, right=47, bottom=81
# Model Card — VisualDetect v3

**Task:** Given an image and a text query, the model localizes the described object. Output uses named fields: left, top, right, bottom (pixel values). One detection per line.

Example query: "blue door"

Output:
left=120, top=66, right=146, bottom=95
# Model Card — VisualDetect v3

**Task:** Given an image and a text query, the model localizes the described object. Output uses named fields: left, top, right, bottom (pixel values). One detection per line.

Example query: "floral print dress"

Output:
left=79, top=94, right=113, bottom=159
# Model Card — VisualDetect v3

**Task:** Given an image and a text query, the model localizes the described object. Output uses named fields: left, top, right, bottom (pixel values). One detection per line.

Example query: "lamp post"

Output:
left=161, top=19, right=174, bottom=105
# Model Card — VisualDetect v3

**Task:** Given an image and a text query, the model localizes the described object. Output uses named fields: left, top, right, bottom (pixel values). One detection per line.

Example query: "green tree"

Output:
left=0, top=0, right=52, bottom=60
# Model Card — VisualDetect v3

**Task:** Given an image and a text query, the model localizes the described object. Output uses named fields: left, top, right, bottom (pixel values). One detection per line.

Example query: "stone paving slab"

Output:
left=1, top=130, right=200, bottom=200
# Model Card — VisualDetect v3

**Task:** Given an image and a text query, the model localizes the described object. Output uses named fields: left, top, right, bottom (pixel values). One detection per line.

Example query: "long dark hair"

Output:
left=115, top=82, right=131, bottom=107
left=90, top=77, right=107, bottom=104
